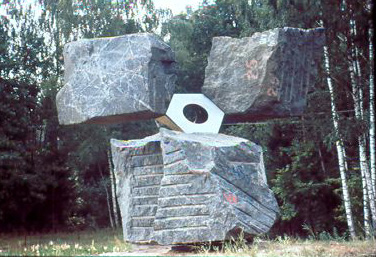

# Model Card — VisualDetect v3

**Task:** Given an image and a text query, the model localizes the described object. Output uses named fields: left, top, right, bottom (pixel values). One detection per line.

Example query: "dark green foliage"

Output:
left=0, top=78, right=39, bottom=230
left=271, top=140, right=343, bottom=237
left=0, top=16, right=11, bottom=77
left=57, top=120, right=158, bottom=230
left=0, top=78, right=74, bottom=231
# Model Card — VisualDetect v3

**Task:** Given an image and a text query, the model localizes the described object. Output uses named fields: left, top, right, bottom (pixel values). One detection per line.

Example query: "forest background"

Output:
left=0, top=0, right=375, bottom=241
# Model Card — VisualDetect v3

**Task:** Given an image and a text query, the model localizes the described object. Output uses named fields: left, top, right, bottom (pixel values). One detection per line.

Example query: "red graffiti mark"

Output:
left=267, top=87, right=277, bottom=97
left=223, top=192, right=238, bottom=204
left=244, top=60, right=259, bottom=80
left=270, top=76, right=280, bottom=86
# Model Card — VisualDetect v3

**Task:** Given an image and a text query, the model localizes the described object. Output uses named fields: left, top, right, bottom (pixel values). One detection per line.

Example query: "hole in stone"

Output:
left=183, top=104, right=208, bottom=124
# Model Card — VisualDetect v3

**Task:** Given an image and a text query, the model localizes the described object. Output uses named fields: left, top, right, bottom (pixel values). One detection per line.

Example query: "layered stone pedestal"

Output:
left=111, top=129, right=279, bottom=245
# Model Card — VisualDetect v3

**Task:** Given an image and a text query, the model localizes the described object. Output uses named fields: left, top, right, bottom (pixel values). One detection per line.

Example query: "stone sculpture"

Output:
left=56, top=27, right=325, bottom=245
left=56, top=33, right=177, bottom=125
left=202, top=27, right=325, bottom=122
left=111, top=129, right=279, bottom=245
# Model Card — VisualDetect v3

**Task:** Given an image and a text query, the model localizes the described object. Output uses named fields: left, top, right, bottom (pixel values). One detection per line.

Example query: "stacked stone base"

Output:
left=111, top=129, right=279, bottom=245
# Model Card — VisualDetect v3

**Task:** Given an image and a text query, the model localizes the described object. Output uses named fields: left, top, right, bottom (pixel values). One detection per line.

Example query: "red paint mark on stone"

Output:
left=267, top=87, right=277, bottom=97
left=265, top=76, right=279, bottom=97
left=244, top=60, right=259, bottom=80
left=270, top=76, right=280, bottom=86
left=223, top=192, right=238, bottom=204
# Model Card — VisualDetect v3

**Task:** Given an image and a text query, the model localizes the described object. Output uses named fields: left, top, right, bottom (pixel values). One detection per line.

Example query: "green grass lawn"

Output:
left=0, top=229, right=375, bottom=256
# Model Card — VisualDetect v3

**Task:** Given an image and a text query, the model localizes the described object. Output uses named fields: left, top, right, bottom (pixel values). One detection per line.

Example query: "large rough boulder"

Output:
left=202, top=27, right=325, bottom=122
left=56, top=33, right=177, bottom=125
left=111, top=128, right=279, bottom=245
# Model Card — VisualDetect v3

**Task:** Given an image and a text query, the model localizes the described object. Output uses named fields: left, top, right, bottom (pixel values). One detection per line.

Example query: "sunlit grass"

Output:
left=250, top=238, right=376, bottom=257
left=196, top=234, right=376, bottom=257
left=0, top=228, right=130, bottom=256
left=1, top=229, right=375, bottom=256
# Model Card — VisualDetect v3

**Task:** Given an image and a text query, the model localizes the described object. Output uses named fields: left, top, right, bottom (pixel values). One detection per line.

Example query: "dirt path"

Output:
left=98, top=244, right=198, bottom=256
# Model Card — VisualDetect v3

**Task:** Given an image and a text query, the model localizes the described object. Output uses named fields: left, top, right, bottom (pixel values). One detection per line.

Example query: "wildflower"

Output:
left=103, top=246, right=108, bottom=251
left=31, top=244, right=40, bottom=252
left=49, top=241, right=54, bottom=246
left=61, top=243, right=71, bottom=250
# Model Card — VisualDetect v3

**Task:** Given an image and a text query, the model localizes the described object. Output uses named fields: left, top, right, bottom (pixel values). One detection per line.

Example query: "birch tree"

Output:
left=361, top=170, right=371, bottom=238
left=367, top=0, right=375, bottom=198
left=322, top=35, right=357, bottom=239
left=343, top=1, right=376, bottom=235
left=99, top=164, right=114, bottom=229
left=108, top=150, right=120, bottom=228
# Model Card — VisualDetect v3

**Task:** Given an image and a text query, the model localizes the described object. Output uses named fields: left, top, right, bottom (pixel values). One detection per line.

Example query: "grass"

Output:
left=247, top=237, right=376, bottom=257
left=0, top=228, right=130, bottom=256
left=0, top=229, right=375, bottom=256
left=195, top=235, right=376, bottom=257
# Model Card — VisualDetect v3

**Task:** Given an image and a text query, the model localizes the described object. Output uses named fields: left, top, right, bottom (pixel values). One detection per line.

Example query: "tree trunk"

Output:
left=323, top=42, right=357, bottom=239
left=358, top=135, right=376, bottom=230
left=98, top=164, right=114, bottom=229
left=361, top=167, right=372, bottom=238
left=368, top=0, right=376, bottom=197
left=108, top=150, right=119, bottom=228
left=348, top=49, right=376, bottom=229
left=346, top=11, right=376, bottom=232
left=318, top=147, right=327, bottom=174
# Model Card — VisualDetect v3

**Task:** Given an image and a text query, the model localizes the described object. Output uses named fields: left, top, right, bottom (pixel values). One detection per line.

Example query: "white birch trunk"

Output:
left=323, top=43, right=357, bottom=239
left=107, top=150, right=119, bottom=228
left=361, top=167, right=371, bottom=238
left=359, top=135, right=376, bottom=230
left=347, top=14, right=376, bottom=231
left=368, top=0, right=376, bottom=197
left=98, top=164, right=114, bottom=229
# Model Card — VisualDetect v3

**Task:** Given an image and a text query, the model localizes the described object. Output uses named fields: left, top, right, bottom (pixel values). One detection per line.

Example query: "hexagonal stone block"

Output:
left=202, top=27, right=325, bottom=122
left=156, top=94, right=224, bottom=133
left=56, top=33, right=177, bottom=125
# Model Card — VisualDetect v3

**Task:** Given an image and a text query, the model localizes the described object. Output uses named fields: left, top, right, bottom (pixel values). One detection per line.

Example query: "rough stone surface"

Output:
left=56, top=33, right=177, bottom=125
left=111, top=129, right=279, bottom=245
left=111, top=134, right=163, bottom=242
left=202, top=27, right=325, bottom=122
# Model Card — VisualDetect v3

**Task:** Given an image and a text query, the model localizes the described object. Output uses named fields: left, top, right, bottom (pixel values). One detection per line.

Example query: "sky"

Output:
left=0, top=0, right=214, bottom=17
left=153, top=0, right=212, bottom=15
